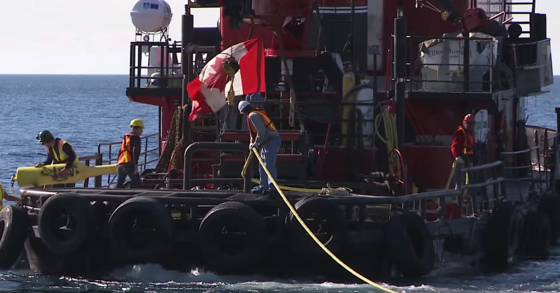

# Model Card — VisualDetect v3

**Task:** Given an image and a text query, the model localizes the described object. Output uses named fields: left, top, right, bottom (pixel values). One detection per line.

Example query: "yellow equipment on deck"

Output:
left=340, top=66, right=356, bottom=146
left=12, top=163, right=118, bottom=187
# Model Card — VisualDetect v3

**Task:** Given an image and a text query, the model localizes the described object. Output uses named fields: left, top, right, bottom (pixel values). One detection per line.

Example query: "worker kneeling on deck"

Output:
left=238, top=101, right=281, bottom=194
left=116, top=119, right=143, bottom=188
left=35, top=130, right=80, bottom=188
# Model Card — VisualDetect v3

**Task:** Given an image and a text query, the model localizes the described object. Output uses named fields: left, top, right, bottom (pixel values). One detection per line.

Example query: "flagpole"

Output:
left=181, top=4, right=194, bottom=145
left=181, top=4, right=194, bottom=108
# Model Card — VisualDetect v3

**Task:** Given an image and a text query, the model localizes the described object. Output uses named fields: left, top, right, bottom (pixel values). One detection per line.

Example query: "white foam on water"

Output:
left=109, top=264, right=221, bottom=283
left=47, top=247, right=560, bottom=293
left=92, top=263, right=444, bottom=293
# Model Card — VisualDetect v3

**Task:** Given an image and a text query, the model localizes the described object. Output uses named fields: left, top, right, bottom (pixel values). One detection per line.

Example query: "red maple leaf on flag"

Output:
left=187, top=37, right=265, bottom=121
left=201, top=54, right=229, bottom=92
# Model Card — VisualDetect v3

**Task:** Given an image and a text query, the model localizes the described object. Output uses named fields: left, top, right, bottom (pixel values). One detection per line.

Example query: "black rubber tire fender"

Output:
left=287, top=196, right=347, bottom=257
left=198, top=201, right=268, bottom=270
left=0, top=206, right=30, bottom=269
left=484, top=201, right=521, bottom=265
left=522, top=211, right=551, bottom=258
left=108, top=197, right=174, bottom=262
left=385, top=211, right=435, bottom=278
left=538, top=195, right=560, bottom=245
left=38, top=193, right=96, bottom=255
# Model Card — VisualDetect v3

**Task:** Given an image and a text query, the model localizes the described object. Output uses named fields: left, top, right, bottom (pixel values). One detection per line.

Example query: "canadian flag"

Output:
left=187, top=37, right=265, bottom=121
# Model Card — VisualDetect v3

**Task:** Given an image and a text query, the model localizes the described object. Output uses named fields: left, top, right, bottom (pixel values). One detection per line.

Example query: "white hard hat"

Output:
left=238, top=101, right=251, bottom=113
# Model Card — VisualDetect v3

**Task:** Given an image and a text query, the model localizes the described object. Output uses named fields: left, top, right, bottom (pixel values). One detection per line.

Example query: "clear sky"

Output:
left=0, top=0, right=558, bottom=75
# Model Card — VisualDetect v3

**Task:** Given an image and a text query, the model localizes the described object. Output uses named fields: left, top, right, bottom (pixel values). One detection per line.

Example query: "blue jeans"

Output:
left=257, top=138, right=281, bottom=190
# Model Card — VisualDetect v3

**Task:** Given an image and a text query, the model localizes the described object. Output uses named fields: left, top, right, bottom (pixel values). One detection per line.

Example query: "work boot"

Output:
left=263, top=188, right=280, bottom=199
left=251, top=185, right=266, bottom=194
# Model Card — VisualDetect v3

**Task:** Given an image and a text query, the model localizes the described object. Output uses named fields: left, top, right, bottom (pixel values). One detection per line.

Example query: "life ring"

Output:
left=0, top=206, right=30, bottom=269
left=538, top=195, right=560, bottom=244
left=522, top=211, right=551, bottom=259
left=385, top=211, right=435, bottom=278
left=38, top=193, right=96, bottom=255
left=484, top=201, right=522, bottom=266
left=108, top=197, right=174, bottom=262
left=198, top=201, right=267, bottom=271
left=287, top=196, right=347, bottom=257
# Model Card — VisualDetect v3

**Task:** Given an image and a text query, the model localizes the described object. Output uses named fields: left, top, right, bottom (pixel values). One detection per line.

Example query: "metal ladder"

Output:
left=476, top=0, right=535, bottom=36
left=504, top=0, right=535, bottom=37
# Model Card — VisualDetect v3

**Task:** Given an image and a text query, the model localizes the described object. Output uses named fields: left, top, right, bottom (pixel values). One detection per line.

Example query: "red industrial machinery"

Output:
left=126, top=0, right=553, bottom=193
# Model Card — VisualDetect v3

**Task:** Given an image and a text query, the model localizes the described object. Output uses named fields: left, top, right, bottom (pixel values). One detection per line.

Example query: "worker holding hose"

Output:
left=238, top=101, right=281, bottom=195
left=449, top=114, right=475, bottom=217
left=451, top=114, right=475, bottom=175
left=35, top=130, right=80, bottom=188
left=116, top=119, right=144, bottom=188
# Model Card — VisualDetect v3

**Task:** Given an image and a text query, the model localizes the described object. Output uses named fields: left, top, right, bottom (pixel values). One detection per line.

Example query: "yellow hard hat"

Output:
left=130, top=119, right=144, bottom=128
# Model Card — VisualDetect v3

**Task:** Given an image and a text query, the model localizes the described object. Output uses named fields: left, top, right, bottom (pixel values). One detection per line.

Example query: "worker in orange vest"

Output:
left=116, top=119, right=144, bottom=188
left=35, top=130, right=80, bottom=188
left=451, top=113, right=475, bottom=173
left=446, top=114, right=475, bottom=219
left=238, top=101, right=281, bottom=194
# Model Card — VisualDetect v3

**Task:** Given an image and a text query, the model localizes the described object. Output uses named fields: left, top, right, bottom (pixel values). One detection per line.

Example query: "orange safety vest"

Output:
left=118, top=132, right=139, bottom=165
left=246, top=109, right=276, bottom=140
left=458, top=126, right=474, bottom=155
left=49, top=139, right=79, bottom=164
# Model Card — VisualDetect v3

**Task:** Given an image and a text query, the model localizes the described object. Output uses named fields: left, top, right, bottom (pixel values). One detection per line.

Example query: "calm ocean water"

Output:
left=0, top=74, right=559, bottom=292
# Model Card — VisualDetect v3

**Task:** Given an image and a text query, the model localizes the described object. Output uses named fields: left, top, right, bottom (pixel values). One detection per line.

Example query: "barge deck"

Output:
left=11, top=142, right=559, bottom=281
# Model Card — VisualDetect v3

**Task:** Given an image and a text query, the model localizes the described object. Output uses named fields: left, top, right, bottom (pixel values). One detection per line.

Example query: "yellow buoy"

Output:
left=12, top=163, right=118, bottom=187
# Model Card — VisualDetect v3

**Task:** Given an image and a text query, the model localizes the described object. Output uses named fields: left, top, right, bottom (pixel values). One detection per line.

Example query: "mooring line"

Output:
left=250, top=148, right=401, bottom=293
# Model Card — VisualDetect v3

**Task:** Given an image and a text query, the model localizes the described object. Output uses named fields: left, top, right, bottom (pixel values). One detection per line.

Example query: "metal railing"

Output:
left=128, top=41, right=217, bottom=90
left=394, top=34, right=499, bottom=93
left=453, top=160, right=506, bottom=216
left=504, top=40, right=543, bottom=69
left=97, top=133, right=160, bottom=186
left=392, top=161, right=506, bottom=220
left=398, top=143, right=555, bottom=220
left=501, top=147, right=541, bottom=200
left=129, top=42, right=183, bottom=89
left=503, top=39, right=553, bottom=92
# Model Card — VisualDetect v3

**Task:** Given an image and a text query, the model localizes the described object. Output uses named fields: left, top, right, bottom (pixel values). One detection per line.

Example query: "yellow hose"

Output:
left=444, top=163, right=456, bottom=190
left=440, top=161, right=469, bottom=205
left=374, top=107, right=400, bottom=178
left=240, top=152, right=322, bottom=193
left=250, top=148, right=400, bottom=293
left=240, top=152, right=352, bottom=194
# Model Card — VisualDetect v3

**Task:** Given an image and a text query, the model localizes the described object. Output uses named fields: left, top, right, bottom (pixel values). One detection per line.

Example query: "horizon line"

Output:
left=2, top=74, right=560, bottom=78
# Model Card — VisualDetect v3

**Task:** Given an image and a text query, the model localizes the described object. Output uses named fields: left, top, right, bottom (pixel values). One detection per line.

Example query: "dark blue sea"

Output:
left=0, top=74, right=559, bottom=292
